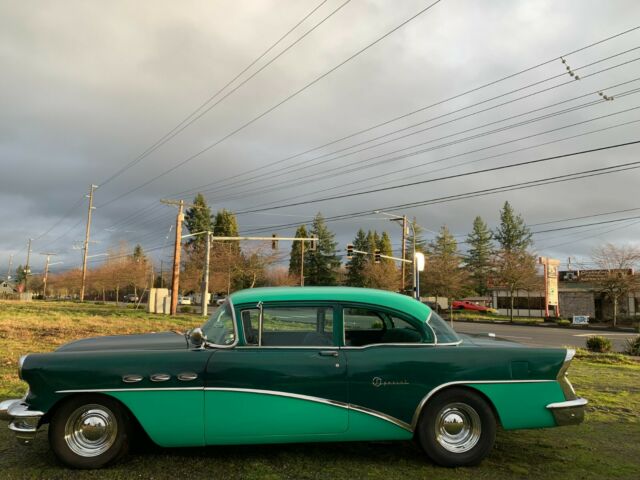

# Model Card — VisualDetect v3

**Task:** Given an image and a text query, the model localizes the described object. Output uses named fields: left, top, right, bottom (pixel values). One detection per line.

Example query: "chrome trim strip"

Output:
left=205, top=387, right=411, bottom=431
left=411, top=380, right=555, bottom=430
left=547, top=398, right=588, bottom=410
left=341, top=343, right=435, bottom=349
left=122, top=374, right=143, bottom=384
left=56, top=387, right=203, bottom=393
left=235, top=346, right=340, bottom=350
left=348, top=403, right=412, bottom=432
left=150, top=373, right=171, bottom=382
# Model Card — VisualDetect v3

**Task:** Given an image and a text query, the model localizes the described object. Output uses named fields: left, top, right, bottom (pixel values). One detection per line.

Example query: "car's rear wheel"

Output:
left=49, top=395, right=130, bottom=469
left=417, top=388, right=496, bottom=467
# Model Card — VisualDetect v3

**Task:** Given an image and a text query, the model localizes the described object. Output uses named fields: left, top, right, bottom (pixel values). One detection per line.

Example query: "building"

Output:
left=0, top=280, right=16, bottom=295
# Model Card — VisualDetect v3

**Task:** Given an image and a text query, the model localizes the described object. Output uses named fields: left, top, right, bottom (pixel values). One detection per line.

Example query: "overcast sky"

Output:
left=2, top=0, right=640, bottom=275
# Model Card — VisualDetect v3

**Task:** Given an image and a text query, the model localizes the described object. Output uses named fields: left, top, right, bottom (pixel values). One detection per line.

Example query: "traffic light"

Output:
left=309, top=237, right=317, bottom=251
left=271, top=234, right=278, bottom=250
left=346, top=244, right=354, bottom=259
left=374, top=249, right=381, bottom=263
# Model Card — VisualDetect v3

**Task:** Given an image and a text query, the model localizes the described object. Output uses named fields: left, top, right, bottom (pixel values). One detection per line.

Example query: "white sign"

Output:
left=572, top=315, right=589, bottom=325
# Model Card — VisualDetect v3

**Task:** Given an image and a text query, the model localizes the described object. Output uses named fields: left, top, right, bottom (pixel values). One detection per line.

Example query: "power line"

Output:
left=97, top=0, right=342, bottom=188
left=177, top=25, right=640, bottom=198
left=95, top=0, right=442, bottom=207
left=182, top=47, right=640, bottom=200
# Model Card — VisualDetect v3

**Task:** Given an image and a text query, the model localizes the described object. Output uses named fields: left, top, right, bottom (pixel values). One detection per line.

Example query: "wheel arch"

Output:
left=412, top=384, right=502, bottom=434
left=42, top=392, right=153, bottom=445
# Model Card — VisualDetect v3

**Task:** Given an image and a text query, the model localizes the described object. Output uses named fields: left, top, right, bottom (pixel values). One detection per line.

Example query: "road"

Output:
left=453, top=321, right=639, bottom=352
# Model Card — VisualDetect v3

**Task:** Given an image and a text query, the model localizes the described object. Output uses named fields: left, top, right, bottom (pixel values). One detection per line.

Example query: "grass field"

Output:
left=0, top=300, right=639, bottom=479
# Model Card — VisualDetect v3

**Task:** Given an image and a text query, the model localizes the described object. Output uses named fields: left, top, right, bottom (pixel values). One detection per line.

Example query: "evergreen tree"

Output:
left=132, top=244, right=145, bottom=261
left=465, top=216, right=493, bottom=295
left=422, top=225, right=469, bottom=315
left=378, top=231, right=393, bottom=262
left=213, top=209, right=240, bottom=253
left=288, top=225, right=308, bottom=278
left=365, top=230, right=376, bottom=254
left=407, top=217, right=428, bottom=253
left=346, top=229, right=369, bottom=286
left=304, top=213, right=340, bottom=285
left=494, top=201, right=532, bottom=252
left=184, top=193, right=213, bottom=247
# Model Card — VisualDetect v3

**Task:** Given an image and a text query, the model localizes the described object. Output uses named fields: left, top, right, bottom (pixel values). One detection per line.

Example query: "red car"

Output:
left=451, top=300, right=498, bottom=314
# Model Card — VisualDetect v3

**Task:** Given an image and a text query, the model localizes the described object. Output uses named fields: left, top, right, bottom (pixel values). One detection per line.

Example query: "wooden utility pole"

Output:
left=40, top=252, right=57, bottom=298
left=24, top=239, right=32, bottom=292
left=300, top=240, right=305, bottom=286
left=401, top=215, right=407, bottom=293
left=161, top=199, right=185, bottom=315
left=80, top=184, right=98, bottom=301
left=201, top=232, right=211, bottom=317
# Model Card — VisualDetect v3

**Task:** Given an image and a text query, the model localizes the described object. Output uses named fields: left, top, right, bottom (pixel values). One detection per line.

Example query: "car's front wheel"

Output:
left=49, top=395, right=131, bottom=469
left=417, top=388, right=496, bottom=467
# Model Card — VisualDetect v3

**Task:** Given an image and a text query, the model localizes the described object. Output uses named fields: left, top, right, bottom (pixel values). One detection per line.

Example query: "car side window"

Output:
left=344, top=307, right=424, bottom=346
left=241, top=306, right=334, bottom=347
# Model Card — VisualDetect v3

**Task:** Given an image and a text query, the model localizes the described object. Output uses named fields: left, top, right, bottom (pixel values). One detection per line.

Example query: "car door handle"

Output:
left=318, top=350, right=339, bottom=357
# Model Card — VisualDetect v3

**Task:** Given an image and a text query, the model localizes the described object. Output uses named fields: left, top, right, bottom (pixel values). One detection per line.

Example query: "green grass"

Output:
left=0, top=301, right=639, bottom=479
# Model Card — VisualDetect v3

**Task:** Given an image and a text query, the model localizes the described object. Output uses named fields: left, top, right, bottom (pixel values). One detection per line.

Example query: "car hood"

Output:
left=56, top=331, right=188, bottom=352
left=458, top=332, right=525, bottom=348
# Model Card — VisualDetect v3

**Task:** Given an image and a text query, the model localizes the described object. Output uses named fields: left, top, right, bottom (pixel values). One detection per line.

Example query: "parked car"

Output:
left=124, top=294, right=139, bottom=303
left=452, top=300, right=498, bottom=314
left=0, top=287, right=586, bottom=469
left=177, top=295, right=191, bottom=305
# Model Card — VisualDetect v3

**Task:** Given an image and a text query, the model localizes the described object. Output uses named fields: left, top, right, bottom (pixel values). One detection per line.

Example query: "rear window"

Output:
left=427, top=312, right=461, bottom=344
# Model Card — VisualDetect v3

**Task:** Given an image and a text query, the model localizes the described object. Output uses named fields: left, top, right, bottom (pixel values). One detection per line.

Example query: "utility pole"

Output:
left=80, top=184, right=98, bottom=302
left=6, top=254, right=14, bottom=282
left=201, top=232, right=211, bottom=317
left=300, top=240, right=305, bottom=286
left=159, top=260, right=164, bottom=288
left=40, top=252, right=57, bottom=299
left=161, top=199, right=185, bottom=316
left=401, top=215, right=407, bottom=293
left=24, top=239, right=33, bottom=292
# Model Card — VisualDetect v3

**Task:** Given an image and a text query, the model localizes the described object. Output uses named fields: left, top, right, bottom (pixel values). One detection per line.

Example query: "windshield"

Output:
left=427, top=311, right=461, bottom=344
left=201, top=302, right=236, bottom=346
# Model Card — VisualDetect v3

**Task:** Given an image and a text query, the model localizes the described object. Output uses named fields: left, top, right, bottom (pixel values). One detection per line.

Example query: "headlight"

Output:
left=18, top=354, right=28, bottom=380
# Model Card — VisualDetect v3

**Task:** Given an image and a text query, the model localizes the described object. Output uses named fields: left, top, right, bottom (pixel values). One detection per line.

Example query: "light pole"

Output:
left=373, top=210, right=419, bottom=298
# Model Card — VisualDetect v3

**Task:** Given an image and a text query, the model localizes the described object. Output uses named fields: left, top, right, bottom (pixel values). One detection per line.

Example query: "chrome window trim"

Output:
left=341, top=343, right=435, bottom=350
left=410, top=379, right=555, bottom=430
left=235, top=346, right=339, bottom=350
left=203, top=297, right=239, bottom=349
left=426, top=310, right=462, bottom=345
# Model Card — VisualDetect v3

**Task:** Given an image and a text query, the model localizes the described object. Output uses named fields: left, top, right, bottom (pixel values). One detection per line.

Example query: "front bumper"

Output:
left=0, top=399, right=44, bottom=446
left=546, top=397, right=588, bottom=426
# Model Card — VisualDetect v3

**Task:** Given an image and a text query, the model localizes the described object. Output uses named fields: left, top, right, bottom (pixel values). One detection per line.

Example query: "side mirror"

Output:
left=189, top=327, right=206, bottom=348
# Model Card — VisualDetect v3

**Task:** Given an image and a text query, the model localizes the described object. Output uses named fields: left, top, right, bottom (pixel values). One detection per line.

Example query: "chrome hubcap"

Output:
left=64, top=404, right=117, bottom=457
left=435, top=402, right=481, bottom=453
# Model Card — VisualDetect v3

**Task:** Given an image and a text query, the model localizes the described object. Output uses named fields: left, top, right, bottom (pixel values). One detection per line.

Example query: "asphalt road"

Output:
left=453, top=321, right=639, bottom=352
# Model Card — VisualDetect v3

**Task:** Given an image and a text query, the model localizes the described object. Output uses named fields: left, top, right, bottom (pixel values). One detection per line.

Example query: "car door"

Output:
left=342, top=305, right=435, bottom=431
left=203, top=302, right=348, bottom=444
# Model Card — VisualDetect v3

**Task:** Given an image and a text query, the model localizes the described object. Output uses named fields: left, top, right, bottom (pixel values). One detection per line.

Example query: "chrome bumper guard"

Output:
left=0, top=399, right=44, bottom=446
left=546, top=398, right=588, bottom=426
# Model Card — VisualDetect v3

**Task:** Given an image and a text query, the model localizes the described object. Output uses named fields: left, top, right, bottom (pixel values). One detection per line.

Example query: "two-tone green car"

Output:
left=0, top=287, right=587, bottom=469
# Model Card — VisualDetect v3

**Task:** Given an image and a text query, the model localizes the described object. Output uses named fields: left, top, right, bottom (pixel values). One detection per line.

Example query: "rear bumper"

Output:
left=546, top=398, right=588, bottom=426
left=0, top=399, right=44, bottom=446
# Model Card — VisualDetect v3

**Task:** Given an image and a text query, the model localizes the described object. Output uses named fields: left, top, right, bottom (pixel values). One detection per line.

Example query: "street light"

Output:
left=373, top=210, right=419, bottom=299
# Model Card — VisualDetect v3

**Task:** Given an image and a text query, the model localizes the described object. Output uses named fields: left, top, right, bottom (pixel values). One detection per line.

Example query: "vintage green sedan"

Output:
left=0, top=287, right=586, bottom=469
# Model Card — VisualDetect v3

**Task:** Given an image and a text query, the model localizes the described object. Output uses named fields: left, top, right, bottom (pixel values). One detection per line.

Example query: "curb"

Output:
left=451, top=317, right=638, bottom=333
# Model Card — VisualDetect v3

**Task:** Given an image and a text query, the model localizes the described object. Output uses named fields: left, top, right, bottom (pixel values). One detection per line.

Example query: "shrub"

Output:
left=180, top=306, right=194, bottom=314
left=623, top=336, right=640, bottom=356
left=586, top=335, right=612, bottom=353
left=556, top=319, right=571, bottom=326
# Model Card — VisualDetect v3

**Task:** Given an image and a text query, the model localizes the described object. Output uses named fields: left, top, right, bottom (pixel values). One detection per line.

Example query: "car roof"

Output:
left=230, top=286, right=432, bottom=322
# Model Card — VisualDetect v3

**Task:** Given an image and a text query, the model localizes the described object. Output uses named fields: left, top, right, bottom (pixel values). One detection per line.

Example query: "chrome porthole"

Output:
left=64, top=404, right=117, bottom=457
left=435, top=402, right=481, bottom=453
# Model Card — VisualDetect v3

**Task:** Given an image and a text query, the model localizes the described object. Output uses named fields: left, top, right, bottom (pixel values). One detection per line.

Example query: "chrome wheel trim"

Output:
left=435, top=402, right=481, bottom=453
left=64, top=404, right=117, bottom=457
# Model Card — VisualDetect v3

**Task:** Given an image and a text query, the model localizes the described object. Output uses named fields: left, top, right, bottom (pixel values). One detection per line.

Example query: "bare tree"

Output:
left=591, top=243, right=640, bottom=327
left=492, top=249, right=539, bottom=323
